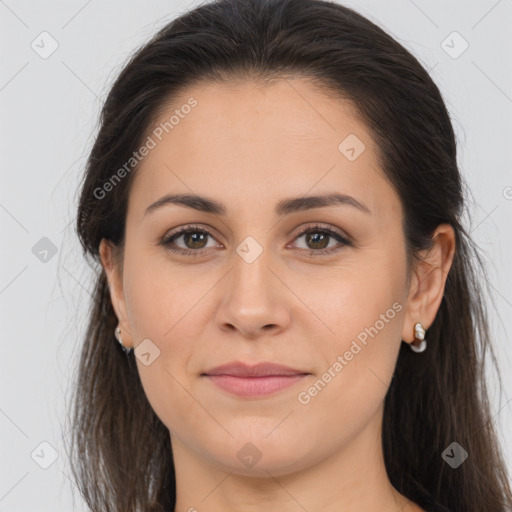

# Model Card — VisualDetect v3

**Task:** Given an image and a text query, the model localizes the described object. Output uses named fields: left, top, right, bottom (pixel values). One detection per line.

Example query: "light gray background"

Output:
left=1, top=0, right=511, bottom=510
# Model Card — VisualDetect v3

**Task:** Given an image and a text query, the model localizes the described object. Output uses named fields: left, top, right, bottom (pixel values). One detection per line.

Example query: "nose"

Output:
left=214, top=247, right=291, bottom=339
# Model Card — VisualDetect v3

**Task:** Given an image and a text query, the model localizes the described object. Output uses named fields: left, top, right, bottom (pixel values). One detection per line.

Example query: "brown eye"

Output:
left=178, top=230, right=209, bottom=249
left=161, top=225, right=220, bottom=256
left=291, top=224, right=352, bottom=256
left=303, top=231, right=330, bottom=250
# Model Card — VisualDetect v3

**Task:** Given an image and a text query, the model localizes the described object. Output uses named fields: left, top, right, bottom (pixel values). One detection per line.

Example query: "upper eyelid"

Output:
left=164, top=224, right=223, bottom=244
left=294, top=223, right=348, bottom=238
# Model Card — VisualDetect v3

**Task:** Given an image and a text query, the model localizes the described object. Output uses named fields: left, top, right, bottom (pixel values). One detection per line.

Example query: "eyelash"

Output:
left=160, top=223, right=353, bottom=258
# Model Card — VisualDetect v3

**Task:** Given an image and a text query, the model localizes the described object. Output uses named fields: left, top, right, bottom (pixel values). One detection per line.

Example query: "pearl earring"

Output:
left=409, top=322, right=427, bottom=353
left=114, top=325, right=132, bottom=355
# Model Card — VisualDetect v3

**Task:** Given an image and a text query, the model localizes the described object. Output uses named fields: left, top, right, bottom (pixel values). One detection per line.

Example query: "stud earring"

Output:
left=409, top=322, right=427, bottom=353
left=114, top=325, right=132, bottom=355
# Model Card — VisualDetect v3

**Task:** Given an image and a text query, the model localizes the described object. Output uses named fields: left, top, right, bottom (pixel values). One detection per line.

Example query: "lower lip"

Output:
left=204, top=374, right=309, bottom=397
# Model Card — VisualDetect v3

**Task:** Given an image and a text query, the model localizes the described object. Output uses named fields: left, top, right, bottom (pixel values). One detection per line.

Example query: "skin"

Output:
left=100, top=77, right=455, bottom=512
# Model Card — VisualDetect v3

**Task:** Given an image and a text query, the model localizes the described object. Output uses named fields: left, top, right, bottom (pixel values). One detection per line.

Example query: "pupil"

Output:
left=186, top=232, right=207, bottom=249
left=307, top=232, right=328, bottom=249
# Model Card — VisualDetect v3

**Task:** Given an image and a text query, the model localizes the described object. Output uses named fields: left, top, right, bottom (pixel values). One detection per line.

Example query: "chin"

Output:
left=204, top=438, right=316, bottom=478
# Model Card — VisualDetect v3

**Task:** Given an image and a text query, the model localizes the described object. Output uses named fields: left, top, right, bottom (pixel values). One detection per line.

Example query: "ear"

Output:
left=401, top=223, right=456, bottom=344
left=99, top=238, right=134, bottom=349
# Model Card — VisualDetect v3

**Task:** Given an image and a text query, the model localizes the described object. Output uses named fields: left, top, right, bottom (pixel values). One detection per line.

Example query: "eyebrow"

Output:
left=144, top=192, right=371, bottom=217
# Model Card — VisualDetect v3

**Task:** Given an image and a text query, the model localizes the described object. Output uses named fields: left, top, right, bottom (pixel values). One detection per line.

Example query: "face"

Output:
left=102, top=78, right=414, bottom=477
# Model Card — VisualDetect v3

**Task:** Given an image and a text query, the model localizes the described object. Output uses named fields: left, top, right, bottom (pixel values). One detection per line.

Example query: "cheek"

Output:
left=123, top=272, right=171, bottom=340
left=304, top=248, right=407, bottom=395
left=293, top=269, right=404, bottom=452
left=122, top=248, right=198, bottom=340
left=308, top=252, right=406, bottom=347
left=121, top=252, right=204, bottom=430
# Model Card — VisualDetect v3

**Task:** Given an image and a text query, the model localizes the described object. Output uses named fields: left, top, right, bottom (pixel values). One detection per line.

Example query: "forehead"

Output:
left=127, top=78, right=399, bottom=222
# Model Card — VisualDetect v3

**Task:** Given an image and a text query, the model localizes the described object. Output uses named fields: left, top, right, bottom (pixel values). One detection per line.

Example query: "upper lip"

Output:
left=202, top=361, right=310, bottom=377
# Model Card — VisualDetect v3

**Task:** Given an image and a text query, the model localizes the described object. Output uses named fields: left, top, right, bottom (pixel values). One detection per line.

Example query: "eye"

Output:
left=160, top=223, right=352, bottom=257
left=160, top=224, right=221, bottom=256
left=289, top=223, right=352, bottom=257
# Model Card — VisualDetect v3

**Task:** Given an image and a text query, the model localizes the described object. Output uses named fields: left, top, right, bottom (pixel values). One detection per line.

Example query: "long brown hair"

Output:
left=67, top=0, right=512, bottom=510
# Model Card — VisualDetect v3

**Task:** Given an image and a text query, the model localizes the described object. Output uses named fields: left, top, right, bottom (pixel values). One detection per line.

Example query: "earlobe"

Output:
left=401, top=224, right=456, bottom=344
left=98, top=238, right=134, bottom=349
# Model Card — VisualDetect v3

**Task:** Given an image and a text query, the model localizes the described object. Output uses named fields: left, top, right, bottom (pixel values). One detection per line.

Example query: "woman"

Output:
left=68, top=0, right=512, bottom=511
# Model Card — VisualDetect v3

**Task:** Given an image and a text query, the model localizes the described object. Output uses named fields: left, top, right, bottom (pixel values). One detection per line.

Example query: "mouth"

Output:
left=201, top=361, right=311, bottom=398
left=202, top=373, right=310, bottom=397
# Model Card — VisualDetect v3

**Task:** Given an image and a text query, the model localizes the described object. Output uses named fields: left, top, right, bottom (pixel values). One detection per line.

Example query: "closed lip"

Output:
left=201, top=361, right=310, bottom=377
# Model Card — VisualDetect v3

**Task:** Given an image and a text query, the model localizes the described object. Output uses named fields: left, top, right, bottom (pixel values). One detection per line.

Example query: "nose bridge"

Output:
left=216, top=236, right=290, bottom=336
left=230, top=237, right=275, bottom=306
